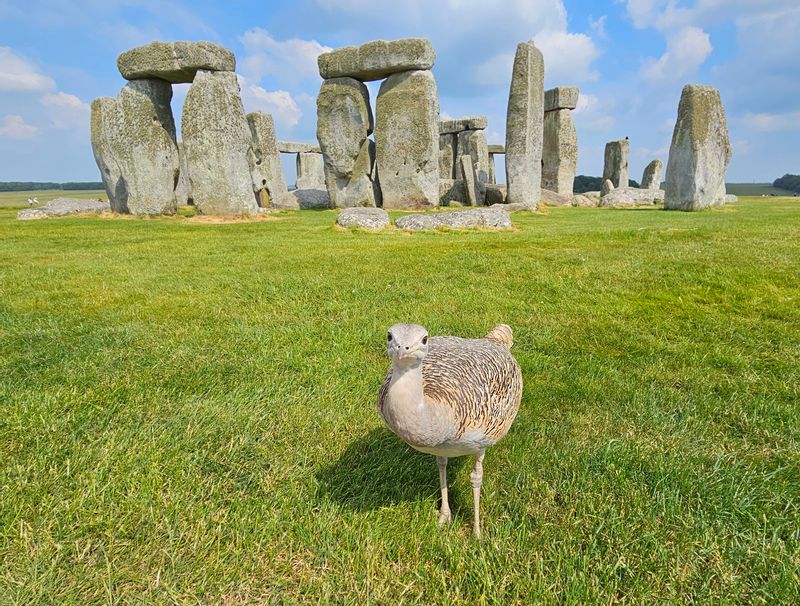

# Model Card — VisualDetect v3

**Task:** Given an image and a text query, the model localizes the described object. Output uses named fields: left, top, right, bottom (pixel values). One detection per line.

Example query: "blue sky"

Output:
left=0, top=0, right=798, bottom=183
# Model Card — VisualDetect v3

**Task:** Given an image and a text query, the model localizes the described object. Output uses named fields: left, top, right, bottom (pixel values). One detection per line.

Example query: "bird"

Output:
left=376, top=323, right=522, bottom=537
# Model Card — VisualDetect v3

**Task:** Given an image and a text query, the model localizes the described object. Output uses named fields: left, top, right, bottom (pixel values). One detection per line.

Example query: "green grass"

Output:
left=1, top=197, right=798, bottom=605
left=0, top=190, right=107, bottom=210
left=725, top=183, right=797, bottom=197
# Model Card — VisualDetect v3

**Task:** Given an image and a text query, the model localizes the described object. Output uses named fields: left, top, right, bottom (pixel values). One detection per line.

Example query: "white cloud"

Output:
left=0, top=47, right=55, bottom=92
left=0, top=114, right=38, bottom=139
left=739, top=111, right=800, bottom=132
left=574, top=93, right=599, bottom=114
left=238, top=77, right=303, bottom=128
left=239, top=29, right=331, bottom=85
left=640, top=26, right=712, bottom=83
left=535, top=30, right=601, bottom=84
left=474, top=52, right=514, bottom=86
left=40, top=92, right=90, bottom=129
left=589, top=14, right=608, bottom=39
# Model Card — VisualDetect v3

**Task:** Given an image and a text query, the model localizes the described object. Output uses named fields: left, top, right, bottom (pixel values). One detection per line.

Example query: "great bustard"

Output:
left=377, top=323, right=523, bottom=537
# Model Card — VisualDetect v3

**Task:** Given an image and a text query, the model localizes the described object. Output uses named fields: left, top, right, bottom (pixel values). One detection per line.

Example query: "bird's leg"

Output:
left=470, top=450, right=485, bottom=538
left=436, top=456, right=451, bottom=527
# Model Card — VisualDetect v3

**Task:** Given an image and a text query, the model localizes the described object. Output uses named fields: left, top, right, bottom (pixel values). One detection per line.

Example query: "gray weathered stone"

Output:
left=117, top=41, right=235, bottom=84
left=395, top=208, right=511, bottom=231
left=484, top=184, right=507, bottom=205
left=665, top=85, right=732, bottom=211
left=544, top=86, right=579, bottom=112
left=490, top=201, right=534, bottom=212
left=457, top=129, right=490, bottom=184
left=540, top=188, right=572, bottom=207
left=175, top=142, right=192, bottom=206
left=439, top=116, right=488, bottom=134
left=724, top=194, right=738, bottom=203
left=601, top=179, right=615, bottom=196
left=603, top=139, right=629, bottom=189
left=277, top=141, right=321, bottom=154
left=600, top=187, right=664, bottom=207
left=487, top=144, right=505, bottom=154
left=439, top=179, right=466, bottom=205
left=90, top=78, right=179, bottom=215
left=288, top=188, right=329, bottom=209
left=505, top=41, right=544, bottom=208
left=337, top=207, right=390, bottom=229
left=17, top=198, right=110, bottom=220
left=641, top=159, right=663, bottom=190
left=542, top=108, right=577, bottom=195
left=439, top=134, right=456, bottom=180
left=296, top=152, right=326, bottom=190
left=375, top=69, right=440, bottom=209
left=318, top=38, right=435, bottom=81
left=317, top=77, right=378, bottom=208
left=247, top=111, right=289, bottom=207
left=460, top=155, right=480, bottom=206
left=182, top=70, right=258, bottom=215
left=572, top=194, right=598, bottom=207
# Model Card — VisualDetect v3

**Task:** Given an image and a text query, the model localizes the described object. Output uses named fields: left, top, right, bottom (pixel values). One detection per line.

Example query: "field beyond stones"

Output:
left=1, top=197, right=798, bottom=604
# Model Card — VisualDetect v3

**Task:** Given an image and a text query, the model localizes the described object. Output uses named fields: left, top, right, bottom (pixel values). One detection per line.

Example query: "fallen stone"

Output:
left=582, top=190, right=601, bottom=198
left=665, top=85, right=732, bottom=211
left=317, top=77, right=378, bottom=208
left=484, top=184, right=507, bottom=205
left=439, top=179, right=466, bottom=205
left=395, top=208, right=512, bottom=231
left=288, top=188, right=330, bottom=209
left=490, top=202, right=534, bottom=212
left=572, top=194, right=598, bottom=207
left=375, top=69, right=440, bottom=209
left=337, top=207, right=390, bottom=229
left=601, top=179, right=615, bottom=196
left=17, top=198, right=110, bottom=220
left=439, top=134, right=456, bottom=180
left=540, top=188, right=572, bottom=207
left=117, top=41, right=235, bottom=83
left=544, top=86, right=579, bottom=111
left=641, top=159, right=663, bottom=190
left=277, top=141, right=321, bottom=154
left=296, top=152, right=326, bottom=190
left=542, top=108, right=577, bottom=195
left=603, top=139, right=629, bottom=189
left=247, top=111, right=289, bottom=207
left=505, top=41, right=544, bottom=208
left=439, top=116, right=488, bottom=134
left=182, top=70, right=258, bottom=215
left=175, top=142, right=192, bottom=206
left=91, top=78, right=179, bottom=215
left=600, top=187, right=664, bottom=207
left=318, top=38, right=435, bottom=81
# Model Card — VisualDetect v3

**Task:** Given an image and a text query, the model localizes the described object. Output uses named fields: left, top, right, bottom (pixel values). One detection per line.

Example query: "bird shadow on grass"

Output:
left=315, top=427, right=467, bottom=513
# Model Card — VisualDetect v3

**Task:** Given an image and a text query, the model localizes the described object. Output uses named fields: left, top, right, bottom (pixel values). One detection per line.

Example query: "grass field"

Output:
left=1, top=197, right=798, bottom=604
left=0, top=190, right=107, bottom=210
left=725, top=183, right=797, bottom=197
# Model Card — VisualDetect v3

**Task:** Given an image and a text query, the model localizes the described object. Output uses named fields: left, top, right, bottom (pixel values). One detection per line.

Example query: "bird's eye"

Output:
left=387, top=332, right=392, bottom=341
left=422, top=336, right=428, bottom=345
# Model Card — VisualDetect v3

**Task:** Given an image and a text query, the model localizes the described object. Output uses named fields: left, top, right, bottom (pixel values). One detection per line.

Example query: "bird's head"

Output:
left=386, top=323, right=429, bottom=368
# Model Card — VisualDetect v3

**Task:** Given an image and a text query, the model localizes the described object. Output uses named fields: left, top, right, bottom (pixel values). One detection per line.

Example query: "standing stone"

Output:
left=296, top=153, right=326, bottom=190
left=90, top=78, right=179, bottom=215
left=542, top=109, right=577, bottom=195
left=457, top=130, right=490, bottom=185
left=439, top=134, right=456, bottom=180
left=182, top=70, right=258, bottom=215
left=247, top=111, right=289, bottom=207
left=505, top=41, right=544, bottom=208
left=175, top=142, right=192, bottom=206
left=641, top=159, right=663, bottom=190
left=665, top=85, right=732, bottom=211
left=318, top=38, right=435, bottom=81
left=603, top=139, right=629, bottom=188
left=488, top=144, right=504, bottom=185
left=460, top=155, right=480, bottom=206
left=117, top=41, right=235, bottom=83
left=317, top=77, right=378, bottom=208
left=375, top=69, right=440, bottom=210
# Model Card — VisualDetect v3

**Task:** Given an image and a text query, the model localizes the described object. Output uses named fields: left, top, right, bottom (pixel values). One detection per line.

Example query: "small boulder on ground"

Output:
left=600, top=187, right=664, bottom=207
left=540, top=188, right=572, bottom=207
left=337, top=207, right=390, bottom=229
left=490, top=202, right=535, bottom=212
left=395, top=208, right=511, bottom=231
left=289, top=188, right=330, bottom=209
left=17, top=198, right=110, bottom=220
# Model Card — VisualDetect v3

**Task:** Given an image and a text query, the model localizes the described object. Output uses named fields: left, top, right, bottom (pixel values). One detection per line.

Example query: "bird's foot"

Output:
left=437, top=508, right=452, bottom=528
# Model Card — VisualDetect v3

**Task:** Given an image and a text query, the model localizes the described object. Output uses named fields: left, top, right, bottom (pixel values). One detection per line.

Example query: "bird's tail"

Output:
left=485, top=324, right=513, bottom=348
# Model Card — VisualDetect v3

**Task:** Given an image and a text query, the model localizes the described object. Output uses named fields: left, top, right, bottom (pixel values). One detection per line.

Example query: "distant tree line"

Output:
left=773, top=174, right=800, bottom=193
left=0, top=182, right=104, bottom=192
left=573, top=175, right=639, bottom=193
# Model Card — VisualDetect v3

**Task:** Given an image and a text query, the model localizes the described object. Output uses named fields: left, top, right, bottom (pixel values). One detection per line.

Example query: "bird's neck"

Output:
left=383, top=362, right=441, bottom=445
left=387, top=362, right=425, bottom=408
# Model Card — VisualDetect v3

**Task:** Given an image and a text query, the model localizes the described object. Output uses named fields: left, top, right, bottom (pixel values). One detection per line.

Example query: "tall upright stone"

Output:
left=665, top=85, right=732, bottom=211
left=457, top=129, right=490, bottom=185
left=439, top=134, right=456, bottom=180
left=90, top=78, right=179, bottom=215
left=175, top=142, right=192, bottom=206
left=542, top=109, right=577, bottom=195
left=603, top=139, right=629, bottom=189
left=505, top=41, right=544, bottom=208
left=317, top=77, right=378, bottom=208
left=375, top=69, right=440, bottom=209
left=641, top=159, right=663, bottom=190
left=296, top=153, right=326, bottom=189
left=247, top=111, right=289, bottom=207
left=182, top=70, right=258, bottom=215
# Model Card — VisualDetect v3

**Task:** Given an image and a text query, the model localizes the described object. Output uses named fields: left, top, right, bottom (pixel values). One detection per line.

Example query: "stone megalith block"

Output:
left=641, top=159, right=663, bottom=190
left=90, top=78, right=179, bottom=215
left=117, top=41, right=235, bottom=83
left=665, top=85, right=732, bottom=211
left=375, top=69, right=440, bottom=210
left=247, top=111, right=289, bottom=207
left=459, top=155, right=480, bottom=206
left=175, top=142, right=192, bottom=206
left=296, top=152, right=326, bottom=190
left=182, top=70, right=258, bottom=215
left=439, top=134, right=456, bottom=180
left=317, top=77, right=379, bottom=208
left=439, top=116, right=488, bottom=134
left=542, top=109, right=577, bottom=195
left=318, top=38, right=435, bottom=81
left=601, top=179, right=615, bottom=196
left=544, top=87, right=579, bottom=112
left=278, top=141, right=321, bottom=154
left=505, top=41, right=544, bottom=208
left=603, top=139, right=629, bottom=188
left=457, top=129, right=490, bottom=185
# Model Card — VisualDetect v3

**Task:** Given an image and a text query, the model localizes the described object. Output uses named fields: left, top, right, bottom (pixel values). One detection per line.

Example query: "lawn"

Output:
left=0, top=190, right=107, bottom=210
left=1, top=197, right=798, bottom=605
